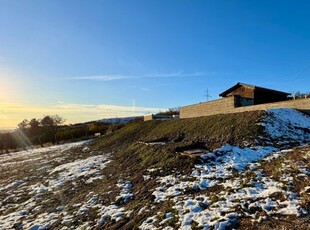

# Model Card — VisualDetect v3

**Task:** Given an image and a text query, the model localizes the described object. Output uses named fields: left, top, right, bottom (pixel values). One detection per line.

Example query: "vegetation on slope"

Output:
left=1, top=110, right=309, bottom=229
left=86, top=110, right=266, bottom=228
left=94, top=110, right=265, bottom=150
left=92, top=110, right=265, bottom=175
left=89, top=111, right=265, bottom=189
left=88, top=109, right=309, bottom=229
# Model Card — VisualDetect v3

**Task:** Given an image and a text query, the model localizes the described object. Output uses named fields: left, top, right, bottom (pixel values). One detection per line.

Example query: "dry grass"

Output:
left=2, top=110, right=309, bottom=229
left=92, top=110, right=265, bottom=152
left=237, top=215, right=310, bottom=230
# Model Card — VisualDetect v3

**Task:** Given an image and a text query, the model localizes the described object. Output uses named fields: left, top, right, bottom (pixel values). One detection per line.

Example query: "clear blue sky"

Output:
left=0, top=0, right=310, bottom=127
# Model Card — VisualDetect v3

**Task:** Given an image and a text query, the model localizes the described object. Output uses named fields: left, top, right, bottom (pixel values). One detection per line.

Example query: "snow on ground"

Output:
left=97, top=179, right=133, bottom=226
left=0, top=140, right=91, bottom=168
left=48, top=154, right=111, bottom=189
left=1, top=108, right=310, bottom=229
left=145, top=145, right=309, bottom=229
left=116, top=179, right=134, bottom=203
left=139, top=215, right=158, bottom=229
left=140, top=109, right=310, bottom=229
left=151, top=145, right=278, bottom=204
left=0, top=139, right=137, bottom=229
left=262, top=108, right=310, bottom=144
left=0, top=140, right=114, bottom=229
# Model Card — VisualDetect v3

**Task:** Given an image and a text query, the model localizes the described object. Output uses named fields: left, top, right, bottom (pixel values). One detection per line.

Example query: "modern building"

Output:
left=180, top=83, right=310, bottom=118
left=219, top=82, right=290, bottom=107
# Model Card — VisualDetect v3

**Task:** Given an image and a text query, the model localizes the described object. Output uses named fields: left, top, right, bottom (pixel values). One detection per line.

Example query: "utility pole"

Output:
left=204, top=89, right=212, bottom=101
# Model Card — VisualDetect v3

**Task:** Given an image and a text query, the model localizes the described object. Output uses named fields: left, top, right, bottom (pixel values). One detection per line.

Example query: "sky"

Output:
left=0, top=0, right=310, bottom=129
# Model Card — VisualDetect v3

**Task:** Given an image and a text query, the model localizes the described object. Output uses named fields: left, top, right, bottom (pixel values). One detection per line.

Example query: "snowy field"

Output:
left=0, top=109, right=309, bottom=229
left=0, top=141, right=113, bottom=229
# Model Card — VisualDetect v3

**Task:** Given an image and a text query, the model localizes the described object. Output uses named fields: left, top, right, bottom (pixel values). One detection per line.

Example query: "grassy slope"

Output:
left=91, top=110, right=265, bottom=184
left=89, top=110, right=266, bottom=229
left=95, top=110, right=310, bottom=230
left=93, top=110, right=265, bottom=152
left=237, top=145, right=310, bottom=229
left=1, top=110, right=308, bottom=229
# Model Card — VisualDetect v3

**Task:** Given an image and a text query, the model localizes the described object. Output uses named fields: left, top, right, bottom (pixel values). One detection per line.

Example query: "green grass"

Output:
left=3, top=109, right=309, bottom=230
left=90, top=110, right=266, bottom=177
left=87, top=110, right=272, bottom=229
left=92, top=110, right=265, bottom=152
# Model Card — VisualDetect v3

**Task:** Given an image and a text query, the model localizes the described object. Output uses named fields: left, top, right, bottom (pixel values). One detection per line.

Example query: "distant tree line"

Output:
left=156, top=107, right=180, bottom=116
left=0, top=115, right=133, bottom=153
left=291, top=91, right=310, bottom=100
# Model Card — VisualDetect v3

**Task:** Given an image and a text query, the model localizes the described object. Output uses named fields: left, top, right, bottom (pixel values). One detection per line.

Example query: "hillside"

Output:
left=0, top=109, right=309, bottom=229
left=97, top=116, right=143, bottom=125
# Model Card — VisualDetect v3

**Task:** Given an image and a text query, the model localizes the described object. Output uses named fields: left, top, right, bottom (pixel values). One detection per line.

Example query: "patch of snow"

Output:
left=85, top=175, right=104, bottom=184
left=0, top=197, right=42, bottom=229
left=77, top=195, right=99, bottom=215
left=301, top=186, right=310, bottom=194
left=115, top=179, right=133, bottom=203
left=143, top=175, right=152, bottom=181
left=48, top=155, right=111, bottom=188
left=97, top=205, right=126, bottom=225
left=149, top=142, right=306, bottom=229
left=295, top=161, right=310, bottom=175
left=147, top=168, right=161, bottom=172
left=264, top=109, right=310, bottom=143
left=138, top=206, right=149, bottom=215
left=24, top=212, right=59, bottom=229
left=152, top=176, right=192, bottom=203
left=159, top=212, right=173, bottom=225
left=139, top=215, right=158, bottom=230
left=1, top=180, right=24, bottom=191
left=28, top=183, right=48, bottom=195
left=0, top=140, right=91, bottom=163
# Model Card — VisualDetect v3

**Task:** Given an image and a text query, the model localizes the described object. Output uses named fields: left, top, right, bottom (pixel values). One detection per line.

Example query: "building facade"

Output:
left=180, top=83, right=310, bottom=118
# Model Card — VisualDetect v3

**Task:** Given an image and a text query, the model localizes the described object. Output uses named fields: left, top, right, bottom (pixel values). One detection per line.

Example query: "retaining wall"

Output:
left=233, top=98, right=310, bottom=114
left=144, top=114, right=154, bottom=121
left=180, top=97, right=310, bottom=118
left=180, top=97, right=236, bottom=118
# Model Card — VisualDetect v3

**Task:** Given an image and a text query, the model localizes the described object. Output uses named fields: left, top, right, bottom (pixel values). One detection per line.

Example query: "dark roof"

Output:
left=219, top=82, right=291, bottom=97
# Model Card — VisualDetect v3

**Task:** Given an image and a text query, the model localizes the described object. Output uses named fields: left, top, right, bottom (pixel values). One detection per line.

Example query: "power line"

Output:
left=204, top=89, right=212, bottom=101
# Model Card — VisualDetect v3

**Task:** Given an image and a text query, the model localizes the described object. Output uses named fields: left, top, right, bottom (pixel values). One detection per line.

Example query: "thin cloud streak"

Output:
left=144, top=71, right=209, bottom=77
left=69, top=75, right=129, bottom=81
left=67, top=71, right=217, bottom=81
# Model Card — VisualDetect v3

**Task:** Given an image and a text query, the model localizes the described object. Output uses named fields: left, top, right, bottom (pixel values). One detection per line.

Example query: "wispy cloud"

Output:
left=139, top=87, right=152, bottom=92
left=0, top=101, right=164, bottom=128
left=130, top=86, right=152, bottom=92
left=144, top=71, right=208, bottom=77
left=69, top=75, right=129, bottom=81
left=67, top=71, right=217, bottom=81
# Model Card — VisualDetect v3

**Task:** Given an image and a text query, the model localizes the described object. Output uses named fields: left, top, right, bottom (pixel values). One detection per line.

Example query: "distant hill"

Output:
left=0, top=129, right=14, bottom=133
left=97, top=116, right=143, bottom=125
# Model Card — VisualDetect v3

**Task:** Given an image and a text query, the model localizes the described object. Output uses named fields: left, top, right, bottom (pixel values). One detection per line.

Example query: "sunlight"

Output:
left=0, top=82, right=10, bottom=101
left=13, top=129, right=33, bottom=149
left=0, top=101, right=163, bottom=129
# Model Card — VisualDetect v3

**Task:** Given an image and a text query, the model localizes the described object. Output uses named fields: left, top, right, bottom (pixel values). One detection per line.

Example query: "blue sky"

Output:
left=0, top=0, right=310, bottom=128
